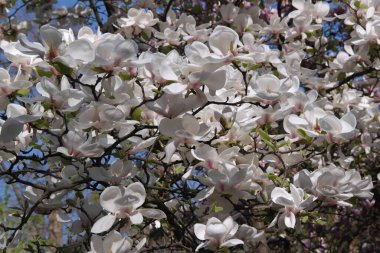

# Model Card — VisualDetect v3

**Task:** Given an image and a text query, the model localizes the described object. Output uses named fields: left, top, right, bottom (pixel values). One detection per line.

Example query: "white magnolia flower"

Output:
left=91, top=182, right=166, bottom=234
left=89, top=230, right=146, bottom=253
left=194, top=216, right=244, bottom=251
left=77, top=102, right=126, bottom=132
left=209, top=26, right=240, bottom=57
left=90, top=34, right=138, bottom=71
left=184, top=41, right=230, bottom=72
left=88, top=160, right=135, bottom=185
left=0, top=67, right=32, bottom=96
left=159, top=114, right=210, bottom=162
left=118, top=8, right=158, bottom=30
left=36, top=77, right=85, bottom=112
left=289, top=0, right=330, bottom=22
left=57, top=131, right=104, bottom=158
left=294, top=166, right=374, bottom=206
left=195, top=163, right=259, bottom=202
left=319, top=112, right=357, bottom=143
left=349, top=19, right=380, bottom=45
left=249, top=74, right=299, bottom=102
left=271, top=184, right=315, bottom=228
left=23, top=186, right=66, bottom=214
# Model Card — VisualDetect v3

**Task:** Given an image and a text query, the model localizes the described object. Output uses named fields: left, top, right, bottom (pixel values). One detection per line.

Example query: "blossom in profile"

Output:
left=194, top=216, right=244, bottom=251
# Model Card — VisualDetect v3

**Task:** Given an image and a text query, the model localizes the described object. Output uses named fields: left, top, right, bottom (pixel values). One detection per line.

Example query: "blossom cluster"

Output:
left=0, top=0, right=378, bottom=252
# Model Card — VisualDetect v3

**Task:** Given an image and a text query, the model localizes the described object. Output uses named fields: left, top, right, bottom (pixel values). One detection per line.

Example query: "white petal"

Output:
left=129, top=211, right=143, bottom=224
left=66, top=39, right=94, bottom=62
left=139, top=208, right=167, bottom=220
left=6, top=103, right=27, bottom=119
left=40, top=25, right=62, bottom=50
left=90, top=214, right=116, bottom=234
left=0, top=118, right=24, bottom=142
left=162, top=82, right=187, bottom=95
left=194, top=224, right=206, bottom=240
left=220, top=238, right=244, bottom=247
left=100, top=186, right=123, bottom=213
left=90, top=235, right=104, bottom=253
left=284, top=212, right=296, bottom=228
left=271, top=187, right=294, bottom=207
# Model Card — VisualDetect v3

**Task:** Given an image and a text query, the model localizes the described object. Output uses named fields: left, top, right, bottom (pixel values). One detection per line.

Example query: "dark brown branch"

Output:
left=161, top=0, right=175, bottom=22
left=326, top=68, right=375, bottom=92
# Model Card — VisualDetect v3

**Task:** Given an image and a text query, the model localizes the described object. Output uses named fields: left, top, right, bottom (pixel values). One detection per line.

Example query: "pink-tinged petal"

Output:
left=288, top=115, right=308, bottom=126
left=91, top=214, right=116, bottom=234
left=194, top=224, right=206, bottom=240
left=255, top=74, right=280, bottom=92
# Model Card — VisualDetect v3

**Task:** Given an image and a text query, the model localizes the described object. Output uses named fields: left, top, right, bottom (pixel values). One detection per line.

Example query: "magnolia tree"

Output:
left=0, top=0, right=379, bottom=252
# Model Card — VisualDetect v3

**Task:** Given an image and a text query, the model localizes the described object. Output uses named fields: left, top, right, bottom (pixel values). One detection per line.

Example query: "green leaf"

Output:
left=211, top=202, right=224, bottom=213
left=315, top=218, right=327, bottom=225
left=258, top=129, right=276, bottom=150
left=141, top=31, right=150, bottom=41
left=131, top=107, right=142, bottom=121
left=33, top=119, right=50, bottom=129
left=119, top=72, right=133, bottom=81
left=337, top=72, right=346, bottom=82
left=268, top=174, right=289, bottom=187
left=300, top=216, right=309, bottom=223
left=52, top=61, right=73, bottom=75
left=16, top=88, right=30, bottom=96
left=35, top=67, right=53, bottom=77
left=297, top=129, right=313, bottom=143
left=173, top=165, right=184, bottom=174
left=90, top=66, right=106, bottom=73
